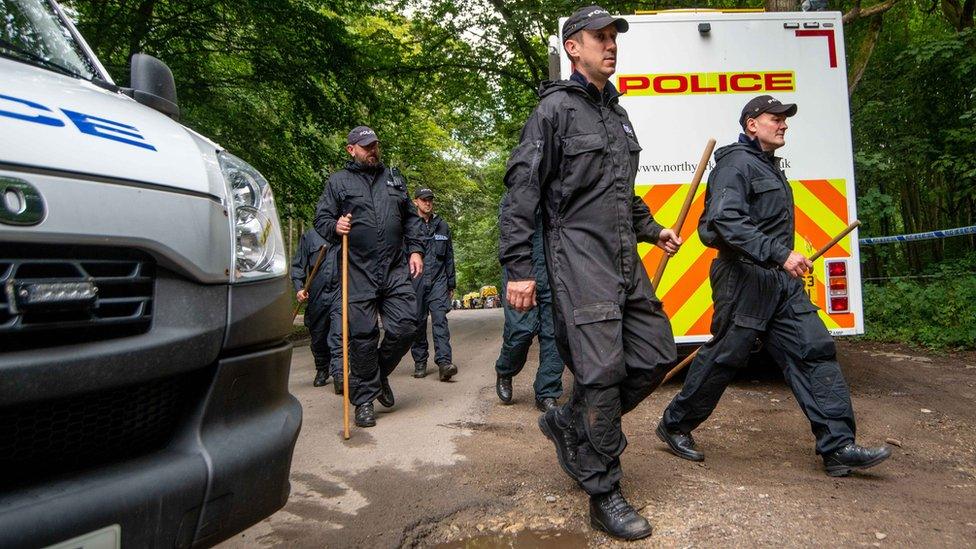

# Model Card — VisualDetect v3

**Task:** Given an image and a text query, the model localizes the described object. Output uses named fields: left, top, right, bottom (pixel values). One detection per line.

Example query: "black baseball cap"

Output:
left=562, top=5, right=629, bottom=42
left=739, top=95, right=797, bottom=129
left=414, top=187, right=434, bottom=199
left=347, top=125, right=378, bottom=146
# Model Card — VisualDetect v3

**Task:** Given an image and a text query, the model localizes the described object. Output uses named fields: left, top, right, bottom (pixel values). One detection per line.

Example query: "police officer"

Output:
left=290, top=228, right=341, bottom=391
left=315, top=125, right=424, bottom=428
left=657, top=96, right=892, bottom=477
left=409, top=187, right=459, bottom=381
left=499, top=6, right=682, bottom=540
left=494, top=210, right=564, bottom=412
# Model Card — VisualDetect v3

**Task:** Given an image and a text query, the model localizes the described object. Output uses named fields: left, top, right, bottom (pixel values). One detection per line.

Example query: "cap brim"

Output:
left=357, top=135, right=379, bottom=146
left=767, top=103, right=798, bottom=117
left=584, top=15, right=629, bottom=33
left=416, top=193, right=434, bottom=200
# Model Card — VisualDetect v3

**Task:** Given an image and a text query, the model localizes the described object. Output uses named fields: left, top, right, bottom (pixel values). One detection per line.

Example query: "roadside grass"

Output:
left=860, top=254, right=976, bottom=351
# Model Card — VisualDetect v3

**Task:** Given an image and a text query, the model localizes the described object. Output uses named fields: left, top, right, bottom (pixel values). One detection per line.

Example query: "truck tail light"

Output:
left=825, top=259, right=849, bottom=313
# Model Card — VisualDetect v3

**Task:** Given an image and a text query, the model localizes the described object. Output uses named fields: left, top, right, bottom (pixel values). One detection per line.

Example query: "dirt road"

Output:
left=222, top=308, right=976, bottom=548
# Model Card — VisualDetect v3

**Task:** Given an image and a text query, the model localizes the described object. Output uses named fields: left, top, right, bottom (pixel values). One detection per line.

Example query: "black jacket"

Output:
left=290, top=228, right=330, bottom=293
left=498, top=75, right=664, bottom=294
left=314, top=161, right=423, bottom=300
left=416, top=214, right=456, bottom=290
left=698, top=135, right=795, bottom=267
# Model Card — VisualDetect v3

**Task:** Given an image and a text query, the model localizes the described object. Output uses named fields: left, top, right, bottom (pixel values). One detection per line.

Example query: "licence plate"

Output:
left=44, top=525, right=120, bottom=549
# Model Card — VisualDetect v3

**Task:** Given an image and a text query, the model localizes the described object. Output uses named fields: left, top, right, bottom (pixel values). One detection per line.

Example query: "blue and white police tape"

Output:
left=859, top=225, right=976, bottom=246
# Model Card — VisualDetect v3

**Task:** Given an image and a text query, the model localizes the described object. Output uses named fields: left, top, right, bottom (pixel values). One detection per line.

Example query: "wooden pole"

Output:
left=652, top=138, right=716, bottom=290
left=660, top=220, right=862, bottom=383
left=342, top=234, right=350, bottom=440
left=292, top=245, right=327, bottom=322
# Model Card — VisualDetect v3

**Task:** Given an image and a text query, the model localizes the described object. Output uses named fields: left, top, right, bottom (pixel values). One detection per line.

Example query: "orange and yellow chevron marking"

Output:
left=638, top=178, right=856, bottom=339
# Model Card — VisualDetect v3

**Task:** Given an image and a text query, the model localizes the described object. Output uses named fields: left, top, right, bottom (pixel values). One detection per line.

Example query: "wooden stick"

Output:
left=660, top=220, right=862, bottom=383
left=292, top=244, right=327, bottom=322
left=342, top=234, right=350, bottom=440
left=653, top=138, right=717, bottom=290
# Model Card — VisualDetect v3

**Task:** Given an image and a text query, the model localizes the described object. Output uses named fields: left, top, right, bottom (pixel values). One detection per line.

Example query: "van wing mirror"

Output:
left=129, top=53, right=180, bottom=120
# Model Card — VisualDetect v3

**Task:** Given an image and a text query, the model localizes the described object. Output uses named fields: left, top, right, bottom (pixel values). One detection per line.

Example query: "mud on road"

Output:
left=224, top=308, right=976, bottom=548
left=409, top=340, right=976, bottom=548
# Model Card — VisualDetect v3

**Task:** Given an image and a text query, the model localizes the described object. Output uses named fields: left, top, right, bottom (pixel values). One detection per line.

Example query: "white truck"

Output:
left=558, top=9, right=865, bottom=345
left=0, top=1, right=300, bottom=547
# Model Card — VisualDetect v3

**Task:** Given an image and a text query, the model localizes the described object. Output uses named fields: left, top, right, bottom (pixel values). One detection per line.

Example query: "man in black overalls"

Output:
left=499, top=6, right=682, bottom=540
left=657, top=96, right=891, bottom=477
left=290, top=228, right=341, bottom=392
left=409, top=187, right=458, bottom=381
left=315, top=126, right=424, bottom=428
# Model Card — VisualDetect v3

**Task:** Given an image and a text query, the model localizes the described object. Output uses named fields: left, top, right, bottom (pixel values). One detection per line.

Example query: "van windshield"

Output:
left=0, top=0, right=98, bottom=80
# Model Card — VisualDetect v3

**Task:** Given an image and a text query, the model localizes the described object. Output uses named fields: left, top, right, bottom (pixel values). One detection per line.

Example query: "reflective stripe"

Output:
left=638, top=177, right=857, bottom=340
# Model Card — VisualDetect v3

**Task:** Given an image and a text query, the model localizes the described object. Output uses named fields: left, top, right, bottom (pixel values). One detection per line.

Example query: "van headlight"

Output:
left=218, top=151, right=287, bottom=281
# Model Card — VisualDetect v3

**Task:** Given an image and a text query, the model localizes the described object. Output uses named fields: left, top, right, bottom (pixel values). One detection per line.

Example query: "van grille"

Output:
left=0, top=244, right=154, bottom=350
left=0, top=372, right=198, bottom=488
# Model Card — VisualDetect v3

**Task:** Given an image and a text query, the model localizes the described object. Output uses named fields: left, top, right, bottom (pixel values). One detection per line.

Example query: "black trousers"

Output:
left=410, top=277, right=453, bottom=366
left=307, top=288, right=341, bottom=377
left=552, top=270, right=675, bottom=495
left=662, top=258, right=856, bottom=455
left=332, top=279, right=418, bottom=406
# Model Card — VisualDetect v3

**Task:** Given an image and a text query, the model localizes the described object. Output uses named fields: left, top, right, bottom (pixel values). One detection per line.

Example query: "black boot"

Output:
left=313, top=369, right=330, bottom=387
left=537, top=408, right=579, bottom=480
left=377, top=376, right=395, bottom=408
left=496, top=375, right=513, bottom=404
left=655, top=420, right=704, bottom=462
left=438, top=362, right=458, bottom=381
left=823, top=443, right=892, bottom=477
left=355, top=402, right=376, bottom=427
left=333, top=375, right=344, bottom=395
left=535, top=397, right=558, bottom=412
left=413, top=362, right=428, bottom=378
left=589, top=487, right=653, bottom=541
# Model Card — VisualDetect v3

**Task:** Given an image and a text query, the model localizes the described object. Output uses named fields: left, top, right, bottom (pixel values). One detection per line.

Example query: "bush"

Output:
left=862, top=254, right=976, bottom=350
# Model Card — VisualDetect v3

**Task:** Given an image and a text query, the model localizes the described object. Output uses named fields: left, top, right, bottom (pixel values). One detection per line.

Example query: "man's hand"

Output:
left=409, top=252, right=424, bottom=279
left=296, top=289, right=308, bottom=303
left=449, top=289, right=454, bottom=300
left=782, top=251, right=813, bottom=278
left=335, top=214, right=352, bottom=235
left=506, top=279, right=537, bottom=312
left=656, top=228, right=683, bottom=256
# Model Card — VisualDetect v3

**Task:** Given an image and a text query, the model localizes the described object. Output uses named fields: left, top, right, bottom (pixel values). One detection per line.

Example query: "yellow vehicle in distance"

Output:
left=480, top=285, right=500, bottom=308
left=461, top=291, right=481, bottom=309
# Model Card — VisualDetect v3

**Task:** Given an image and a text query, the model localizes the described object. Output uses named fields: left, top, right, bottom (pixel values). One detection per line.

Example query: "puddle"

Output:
left=435, top=529, right=588, bottom=548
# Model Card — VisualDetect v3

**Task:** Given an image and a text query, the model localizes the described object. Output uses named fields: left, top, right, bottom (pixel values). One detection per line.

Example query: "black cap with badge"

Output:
left=561, top=5, right=629, bottom=42
left=347, top=125, right=378, bottom=146
left=739, top=95, right=798, bottom=130
left=414, top=187, right=434, bottom=200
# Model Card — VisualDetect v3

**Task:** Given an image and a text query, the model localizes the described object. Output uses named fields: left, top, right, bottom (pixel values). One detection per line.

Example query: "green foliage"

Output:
left=862, top=253, right=976, bottom=349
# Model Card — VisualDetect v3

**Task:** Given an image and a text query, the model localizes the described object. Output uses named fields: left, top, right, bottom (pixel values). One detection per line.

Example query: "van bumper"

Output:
left=0, top=341, right=301, bottom=548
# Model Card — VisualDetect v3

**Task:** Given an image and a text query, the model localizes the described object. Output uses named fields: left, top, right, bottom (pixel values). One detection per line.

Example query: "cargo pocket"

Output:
left=560, top=133, right=606, bottom=199
left=749, top=177, right=786, bottom=221
left=711, top=312, right=767, bottom=368
left=571, top=301, right=624, bottom=385
left=790, top=300, right=836, bottom=362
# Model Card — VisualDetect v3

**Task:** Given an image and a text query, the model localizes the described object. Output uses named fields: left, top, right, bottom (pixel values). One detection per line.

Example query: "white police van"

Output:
left=0, top=1, right=301, bottom=547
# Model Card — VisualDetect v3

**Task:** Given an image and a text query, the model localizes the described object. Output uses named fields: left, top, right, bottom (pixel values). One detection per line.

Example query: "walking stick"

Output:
left=342, top=234, right=350, bottom=440
left=292, top=245, right=327, bottom=322
left=660, top=220, right=862, bottom=385
left=653, top=138, right=716, bottom=290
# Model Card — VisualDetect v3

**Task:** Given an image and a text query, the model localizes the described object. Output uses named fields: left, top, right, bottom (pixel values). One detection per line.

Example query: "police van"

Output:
left=556, top=9, right=864, bottom=345
left=0, top=1, right=300, bottom=547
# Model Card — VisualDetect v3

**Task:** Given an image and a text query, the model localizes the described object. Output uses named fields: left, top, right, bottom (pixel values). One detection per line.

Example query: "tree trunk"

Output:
left=128, top=0, right=157, bottom=64
left=766, top=0, right=799, bottom=11
left=848, top=15, right=883, bottom=96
